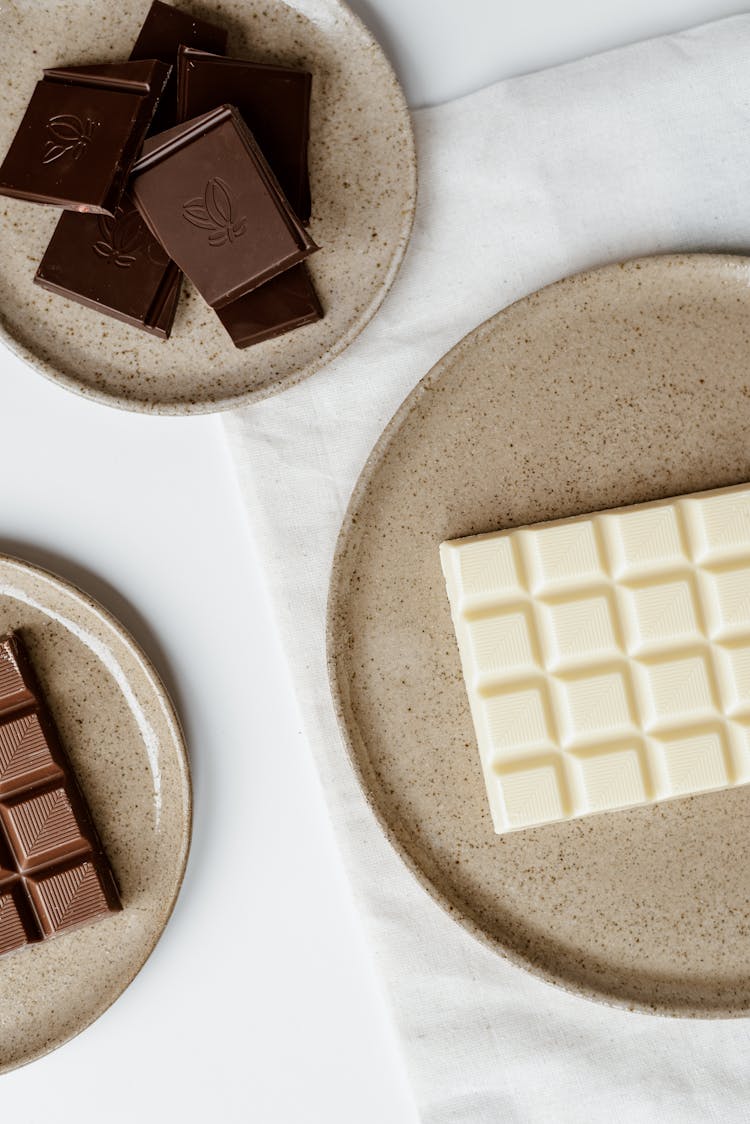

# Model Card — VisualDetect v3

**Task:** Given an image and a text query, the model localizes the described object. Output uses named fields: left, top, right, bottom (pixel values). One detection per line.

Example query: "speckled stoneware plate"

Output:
left=0, top=0, right=415, bottom=414
left=0, top=554, right=191, bottom=1072
left=328, top=254, right=750, bottom=1016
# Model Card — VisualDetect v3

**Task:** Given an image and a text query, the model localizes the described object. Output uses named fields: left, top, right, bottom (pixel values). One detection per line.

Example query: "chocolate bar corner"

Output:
left=0, top=632, right=121, bottom=957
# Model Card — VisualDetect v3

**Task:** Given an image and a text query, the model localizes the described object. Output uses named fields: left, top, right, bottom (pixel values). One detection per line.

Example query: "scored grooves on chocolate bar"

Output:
left=0, top=633, right=120, bottom=956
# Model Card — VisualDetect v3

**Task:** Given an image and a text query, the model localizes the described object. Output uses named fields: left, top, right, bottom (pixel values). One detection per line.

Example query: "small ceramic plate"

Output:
left=0, top=0, right=416, bottom=414
left=0, top=554, right=191, bottom=1072
left=328, top=254, right=750, bottom=1016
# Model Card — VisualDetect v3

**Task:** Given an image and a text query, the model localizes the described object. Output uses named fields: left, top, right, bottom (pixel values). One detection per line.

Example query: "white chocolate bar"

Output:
left=440, top=483, right=750, bottom=833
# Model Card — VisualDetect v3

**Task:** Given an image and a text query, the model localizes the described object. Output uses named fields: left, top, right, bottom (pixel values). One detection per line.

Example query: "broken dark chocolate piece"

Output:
left=0, top=59, right=170, bottom=214
left=131, top=0, right=228, bottom=133
left=0, top=633, right=120, bottom=958
left=177, top=47, right=312, bottom=222
left=217, top=265, right=322, bottom=348
left=131, top=105, right=318, bottom=309
left=35, top=193, right=182, bottom=338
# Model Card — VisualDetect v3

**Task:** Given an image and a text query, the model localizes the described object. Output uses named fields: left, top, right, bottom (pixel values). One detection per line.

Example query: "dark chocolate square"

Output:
left=217, top=264, right=322, bottom=348
left=131, top=105, right=318, bottom=308
left=35, top=194, right=182, bottom=338
left=178, top=48, right=312, bottom=221
left=131, top=0, right=228, bottom=133
left=0, top=60, right=170, bottom=214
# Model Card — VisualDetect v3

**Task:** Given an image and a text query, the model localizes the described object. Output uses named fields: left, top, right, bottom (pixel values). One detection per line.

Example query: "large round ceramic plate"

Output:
left=0, top=554, right=191, bottom=1072
left=0, top=0, right=415, bottom=414
left=328, top=254, right=750, bottom=1016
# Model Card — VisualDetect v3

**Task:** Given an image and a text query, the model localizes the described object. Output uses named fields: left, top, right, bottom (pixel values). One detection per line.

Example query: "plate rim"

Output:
left=0, top=550, right=193, bottom=1073
left=0, top=0, right=417, bottom=416
left=326, top=251, right=750, bottom=1019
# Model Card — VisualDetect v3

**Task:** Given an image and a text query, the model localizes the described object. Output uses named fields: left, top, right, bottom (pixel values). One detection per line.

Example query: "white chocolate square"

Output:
left=619, top=574, right=703, bottom=653
left=521, top=522, right=606, bottom=593
left=538, top=590, right=622, bottom=669
left=440, top=482, right=750, bottom=833
left=463, top=606, right=538, bottom=683
left=604, top=505, right=687, bottom=577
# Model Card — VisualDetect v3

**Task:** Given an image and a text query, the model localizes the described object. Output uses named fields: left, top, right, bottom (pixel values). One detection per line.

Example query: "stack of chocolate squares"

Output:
left=0, top=1, right=323, bottom=349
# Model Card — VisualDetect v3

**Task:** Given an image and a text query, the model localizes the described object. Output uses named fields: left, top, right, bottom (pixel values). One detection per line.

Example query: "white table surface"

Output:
left=1, top=2, right=745, bottom=1120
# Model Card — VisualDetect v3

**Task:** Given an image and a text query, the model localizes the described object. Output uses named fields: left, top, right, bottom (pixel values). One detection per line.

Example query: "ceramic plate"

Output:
left=0, top=0, right=416, bottom=414
left=328, top=254, right=750, bottom=1016
left=0, top=554, right=191, bottom=1072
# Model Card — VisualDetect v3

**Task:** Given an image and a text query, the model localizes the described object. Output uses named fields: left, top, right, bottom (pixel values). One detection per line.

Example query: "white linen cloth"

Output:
left=223, top=17, right=750, bottom=1122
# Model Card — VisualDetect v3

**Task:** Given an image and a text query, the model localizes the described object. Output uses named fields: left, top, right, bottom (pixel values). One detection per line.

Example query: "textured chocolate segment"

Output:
left=0, top=832, right=16, bottom=886
left=28, top=859, right=115, bottom=937
left=2, top=785, right=89, bottom=871
left=0, top=886, right=39, bottom=954
left=0, top=712, right=63, bottom=797
left=131, top=0, right=228, bottom=133
left=0, top=642, right=36, bottom=714
left=0, top=632, right=120, bottom=958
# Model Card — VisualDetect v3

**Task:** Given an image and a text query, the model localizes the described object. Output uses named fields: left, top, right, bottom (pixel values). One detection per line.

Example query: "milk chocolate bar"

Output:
left=177, top=47, right=312, bottom=222
left=0, top=60, right=170, bottom=214
left=131, top=106, right=318, bottom=309
left=441, top=482, right=750, bottom=834
left=35, top=193, right=182, bottom=338
left=131, top=1, right=228, bottom=133
left=0, top=633, right=120, bottom=956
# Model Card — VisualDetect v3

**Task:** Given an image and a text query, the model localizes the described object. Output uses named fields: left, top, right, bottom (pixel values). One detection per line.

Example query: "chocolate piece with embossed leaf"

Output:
left=131, top=1, right=227, bottom=133
left=35, top=193, right=182, bottom=338
left=0, top=632, right=120, bottom=958
left=0, top=59, right=170, bottom=214
left=177, top=47, right=312, bottom=222
left=131, top=105, right=319, bottom=309
left=176, top=48, right=322, bottom=347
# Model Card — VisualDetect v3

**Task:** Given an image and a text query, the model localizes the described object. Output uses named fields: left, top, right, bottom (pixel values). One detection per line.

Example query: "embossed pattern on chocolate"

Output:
left=35, top=193, right=182, bottom=338
left=131, top=105, right=318, bottom=309
left=441, top=483, right=750, bottom=834
left=0, top=60, right=170, bottom=213
left=0, top=633, right=120, bottom=956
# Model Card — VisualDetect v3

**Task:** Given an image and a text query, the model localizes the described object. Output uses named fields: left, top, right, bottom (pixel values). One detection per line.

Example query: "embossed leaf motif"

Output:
left=93, top=208, right=149, bottom=268
left=48, top=115, right=85, bottom=142
left=182, top=177, right=247, bottom=247
left=206, top=178, right=232, bottom=227
left=43, top=114, right=96, bottom=165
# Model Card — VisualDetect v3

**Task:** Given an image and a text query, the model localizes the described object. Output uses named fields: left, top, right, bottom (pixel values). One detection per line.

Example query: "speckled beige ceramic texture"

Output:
left=0, top=0, right=416, bottom=414
left=328, top=255, right=750, bottom=1017
left=0, top=554, right=191, bottom=1072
